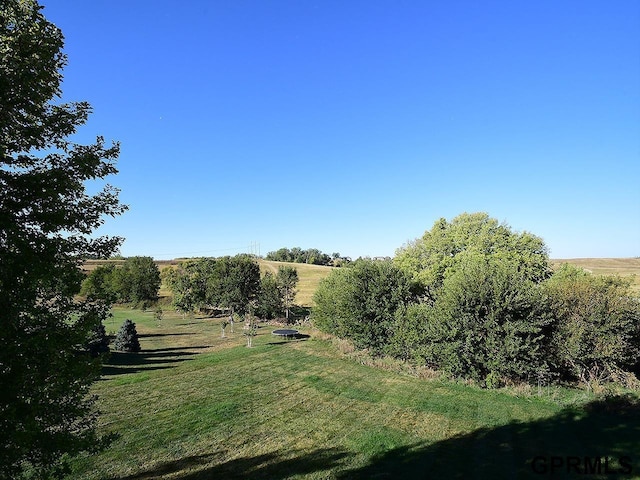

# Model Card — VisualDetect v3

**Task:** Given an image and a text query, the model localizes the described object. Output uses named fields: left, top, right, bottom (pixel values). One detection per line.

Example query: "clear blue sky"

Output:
left=43, top=0, right=639, bottom=260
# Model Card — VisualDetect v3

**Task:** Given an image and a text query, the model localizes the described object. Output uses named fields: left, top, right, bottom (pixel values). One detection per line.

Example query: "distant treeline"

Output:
left=265, top=247, right=350, bottom=266
left=162, top=255, right=299, bottom=321
left=81, top=256, right=161, bottom=307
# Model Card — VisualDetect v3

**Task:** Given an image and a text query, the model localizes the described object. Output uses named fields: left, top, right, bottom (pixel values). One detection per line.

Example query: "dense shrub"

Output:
left=312, top=212, right=640, bottom=389
left=415, top=254, right=552, bottom=385
left=387, top=303, right=431, bottom=362
left=114, top=319, right=141, bottom=352
left=313, top=259, right=419, bottom=354
left=255, top=272, right=283, bottom=320
left=543, top=264, right=640, bottom=385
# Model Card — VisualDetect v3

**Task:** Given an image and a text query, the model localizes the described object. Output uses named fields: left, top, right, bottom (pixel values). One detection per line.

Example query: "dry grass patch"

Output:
left=258, top=259, right=334, bottom=306
left=551, top=257, right=640, bottom=293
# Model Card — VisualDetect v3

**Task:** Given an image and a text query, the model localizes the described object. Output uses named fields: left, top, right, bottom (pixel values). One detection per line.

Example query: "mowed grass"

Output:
left=71, top=307, right=640, bottom=479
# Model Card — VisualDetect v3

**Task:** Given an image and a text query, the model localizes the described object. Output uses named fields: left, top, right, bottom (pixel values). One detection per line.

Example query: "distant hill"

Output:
left=83, top=258, right=334, bottom=307
left=84, top=257, right=640, bottom=304
left=551, top=257, right=640, bottom=293
left=258, top=259, right=334, bottom=307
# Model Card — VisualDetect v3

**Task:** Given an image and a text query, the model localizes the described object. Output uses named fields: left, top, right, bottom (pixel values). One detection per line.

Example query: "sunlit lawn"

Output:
left=70, top=307, right=640, bottom=479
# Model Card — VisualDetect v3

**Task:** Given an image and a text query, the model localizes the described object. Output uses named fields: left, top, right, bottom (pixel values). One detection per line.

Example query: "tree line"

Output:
left=162, top=255, right=299, bottom=321
left=81, top=256, right=161, bottom=307
left=313, top=212, right=640, bottom=389
left=266, top=247, right=349, bottom=266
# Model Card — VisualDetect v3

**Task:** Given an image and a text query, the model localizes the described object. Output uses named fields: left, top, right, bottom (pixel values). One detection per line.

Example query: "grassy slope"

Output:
left=551, top=257, right=640, bottom=293
left=258, top=260, right=333, bottom=307
left=72, top=308, right=639, bottom=479
left=85, top=259, right=333, bottom=307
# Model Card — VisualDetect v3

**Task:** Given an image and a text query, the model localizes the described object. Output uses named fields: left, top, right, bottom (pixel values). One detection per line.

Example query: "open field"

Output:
left=258, top=260, right=334, bottom=306
left=84, top=258, right=334, bottom=307
left=551, top=258, right=640, bottom=293
left=71, top=307, right=640, bottom=479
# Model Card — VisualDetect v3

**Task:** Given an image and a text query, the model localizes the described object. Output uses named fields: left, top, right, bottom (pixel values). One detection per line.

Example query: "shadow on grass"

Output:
left=138, top=332, right=196, bottom=338
left=116, top=448, right=349, bottom=480
left=101, top=348, right=200, bottom=376
left=336, top=394, right=640, bottom=479
left=142, top=345, right=211, bottom=353
left=266, top=334, right=311, bottom=346
left=104, top=395, right=639, bottom=479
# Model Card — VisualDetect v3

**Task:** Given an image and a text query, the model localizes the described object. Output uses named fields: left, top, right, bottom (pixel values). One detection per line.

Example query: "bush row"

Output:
left=312, top=213, right=640, bottom=388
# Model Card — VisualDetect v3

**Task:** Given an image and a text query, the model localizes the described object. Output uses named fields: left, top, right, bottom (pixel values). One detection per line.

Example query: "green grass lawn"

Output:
left=70, top=307, right=640, bottom=479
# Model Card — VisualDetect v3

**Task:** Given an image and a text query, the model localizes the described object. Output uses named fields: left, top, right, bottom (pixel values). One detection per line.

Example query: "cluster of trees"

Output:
left=266, top=247, right=346, bottom=266
left=80, top=256, right=161, bottom=306
left=313, top=213, right=640, bottom=388
left=162, top=255, right=299, bottom=321
left=85, top=318, right=141, bottom=356
left=1, top=1, right=127, bottom=477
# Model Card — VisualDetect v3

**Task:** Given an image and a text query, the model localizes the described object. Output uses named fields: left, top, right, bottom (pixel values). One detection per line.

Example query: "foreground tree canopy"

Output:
left=314, top=213, right=640, bottom=388
left=0, top=1, right=126, bottom=477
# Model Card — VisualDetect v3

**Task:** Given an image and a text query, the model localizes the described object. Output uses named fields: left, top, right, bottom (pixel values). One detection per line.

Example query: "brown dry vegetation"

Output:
left=551, top=257, right=640, bottom=293
left=259, top=259, right=334, bottom=306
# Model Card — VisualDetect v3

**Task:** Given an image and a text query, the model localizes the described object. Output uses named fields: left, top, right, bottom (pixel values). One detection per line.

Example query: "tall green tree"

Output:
left=394, top=212, right=551, bottom=299
left=162, top=257, right=218, bottom=314
left=112, top=256, right=161, bottom=305
left=276, top=266, right=298, bottom=321
left=80, top=264, right=118, bottom=303
left=209, top=255, right=261, bottom=315
left=255, top=272, right=284, bottom=320
left=0, top=1, right=126, bottom=477
left=162, top=264, right=195, bottom=315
